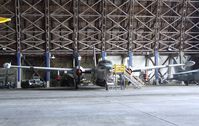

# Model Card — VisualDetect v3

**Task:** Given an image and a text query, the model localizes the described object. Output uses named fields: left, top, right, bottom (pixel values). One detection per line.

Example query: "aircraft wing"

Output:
left=130, top=61, right=195, bottom=72
left=4, top=63, right=93, bottom=73
left=10, top=65, right=73, bottom=72
left=81, top=68, right=93, bottom=73
left=173, top=69, right=199, bottom=75
left=131, top=63, right=189, bottom=72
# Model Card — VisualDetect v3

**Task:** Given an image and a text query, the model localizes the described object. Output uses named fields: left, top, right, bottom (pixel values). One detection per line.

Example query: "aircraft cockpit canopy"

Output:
left=98, top=60, right=113, bottom=70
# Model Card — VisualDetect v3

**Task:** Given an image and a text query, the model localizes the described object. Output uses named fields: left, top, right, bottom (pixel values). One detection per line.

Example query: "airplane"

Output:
left=3, top=53, right=195, bottom=89
left=3, top=51, right=93, bottom=89
left=0, top=69, right=15, bottom=88
left=1, top=17, right=196, bottom=88
left=0, top=16, right=195, bottom=88
left=169, top=69, right=199, bottom=86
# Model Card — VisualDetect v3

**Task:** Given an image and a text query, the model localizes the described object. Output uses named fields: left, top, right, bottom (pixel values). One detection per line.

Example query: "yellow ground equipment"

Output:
left=113, top=64, right=144, bottom=89
left=0, top=17, right=11, bottom=23
left=113, top=64, right=126, bottom=74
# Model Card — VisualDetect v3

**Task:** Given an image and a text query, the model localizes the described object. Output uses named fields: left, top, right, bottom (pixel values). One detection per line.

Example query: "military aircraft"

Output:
left=169, top=69, right=199, bottom=85
left=0, top=69, right=16, bottom=88
left=0, top=17, right=197, bottom=88
left=3, top=51, right=93, bottom=89
left=3, top=54, right=195, bottom=89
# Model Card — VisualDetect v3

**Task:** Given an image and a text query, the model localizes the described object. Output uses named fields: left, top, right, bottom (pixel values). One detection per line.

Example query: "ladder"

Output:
left=124, top=69, right=145, bottom=88
left=112, top=64, right=145, bottom=89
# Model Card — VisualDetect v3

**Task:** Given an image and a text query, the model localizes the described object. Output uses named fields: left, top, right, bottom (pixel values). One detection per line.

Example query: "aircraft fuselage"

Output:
left=173, top=69, right=199, bottom=82
left=95, top=60, right=114, bottom=87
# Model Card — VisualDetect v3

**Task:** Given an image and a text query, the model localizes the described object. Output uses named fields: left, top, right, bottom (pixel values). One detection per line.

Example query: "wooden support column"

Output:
left=154, top=0, right=161, bottom=85
left=154, top=48, right=159, bottom=85
left=45, top=52, right=50, bottom=87
left=145, top=53, right=150, bottom=82
left=101, top=0, right=106, bottom=60
left=128, top=0, right=133, bottom=68
left=73, top=0, right=79, bottom=89
left=45, top=0, right=50, bottom=87
left=73, top=0, right=78, bottom=53
left=168, top=55, right=173, bottom=79
left=15, top=0, right=21, bottom=88
left=179, top=0, right=187, bottom=63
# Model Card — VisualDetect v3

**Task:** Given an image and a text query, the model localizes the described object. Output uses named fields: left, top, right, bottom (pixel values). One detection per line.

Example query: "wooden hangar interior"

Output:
left=0, top=0, right=199, bottom=88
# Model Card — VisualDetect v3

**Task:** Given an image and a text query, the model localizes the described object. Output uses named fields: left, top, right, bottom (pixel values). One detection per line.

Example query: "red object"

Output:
left=55, top=75, right=62, bottom=81
left=76, top=69, right=82, bottom=76
left=144, top=72, right=149, bottom=81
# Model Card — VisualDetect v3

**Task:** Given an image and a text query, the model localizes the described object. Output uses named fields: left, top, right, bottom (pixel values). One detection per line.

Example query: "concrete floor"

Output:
left=0, top=86, right=199, bottom=126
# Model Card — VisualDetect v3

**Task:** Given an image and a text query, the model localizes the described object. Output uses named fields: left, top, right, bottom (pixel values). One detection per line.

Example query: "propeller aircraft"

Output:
left=3, top=52, right=195, bottom=89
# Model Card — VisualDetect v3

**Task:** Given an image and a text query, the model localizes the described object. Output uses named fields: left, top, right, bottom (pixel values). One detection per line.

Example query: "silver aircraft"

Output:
left=170, top=68, right=199, bottom=85
left=3, top=56, right=195, bottom=89
left=3, top=52, right=92, bottom=89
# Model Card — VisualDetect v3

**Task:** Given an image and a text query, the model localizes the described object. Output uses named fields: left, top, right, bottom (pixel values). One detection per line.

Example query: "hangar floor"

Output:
left=0, top=86, right=199, bottom=126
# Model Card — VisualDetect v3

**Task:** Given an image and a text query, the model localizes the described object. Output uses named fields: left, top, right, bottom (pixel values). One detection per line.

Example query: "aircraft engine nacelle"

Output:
left=75, top=66, right=86, bottom=76
left=3, top=63, right=11, bottom=69
left=76, top=69, right=82, bottom=76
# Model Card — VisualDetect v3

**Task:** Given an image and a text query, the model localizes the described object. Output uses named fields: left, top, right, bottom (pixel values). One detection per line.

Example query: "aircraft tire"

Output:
left=74, top=79, right=78, bottom=89
left=105, top=81, right=108, bottom=90
left=105, top=84, right=108, bottom=90
left=184, top=81, right=189, bottom=86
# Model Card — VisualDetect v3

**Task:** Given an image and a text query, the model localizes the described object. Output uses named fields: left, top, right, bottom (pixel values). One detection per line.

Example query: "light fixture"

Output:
left=168, top=46, right=173, bottom=51
left=2, top=47, right=6, bottom=51
left=78, top=56, right=82, bottom=61
left=51, top=55, right=55, bottom=59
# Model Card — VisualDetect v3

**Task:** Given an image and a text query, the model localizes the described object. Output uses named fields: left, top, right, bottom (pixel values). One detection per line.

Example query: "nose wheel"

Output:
left=73, top=79, right=79, bottom=89
left=104, top=80, right=108, bottom=90
left=105, top=83, right=108, bottom=90
left=73, top=74, right=81, bottom=89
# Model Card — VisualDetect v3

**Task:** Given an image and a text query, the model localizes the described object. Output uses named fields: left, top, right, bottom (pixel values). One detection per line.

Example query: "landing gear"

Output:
left=75, top=83, right=78, bottom=89
left=73, top=79, right=79, bottom=89
left=95, top=79, right=109, bottom=90
left=184, top=81, right=189, bottom=86
left=102, top=80, right=108, bottom=90
left=105, top=82, right=108, bottom=91
left=184, top=81, right=199, bottom=86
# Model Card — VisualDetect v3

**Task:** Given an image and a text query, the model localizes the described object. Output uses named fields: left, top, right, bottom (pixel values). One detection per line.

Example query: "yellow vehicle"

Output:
left=0, top=17, right=11, bottom=23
